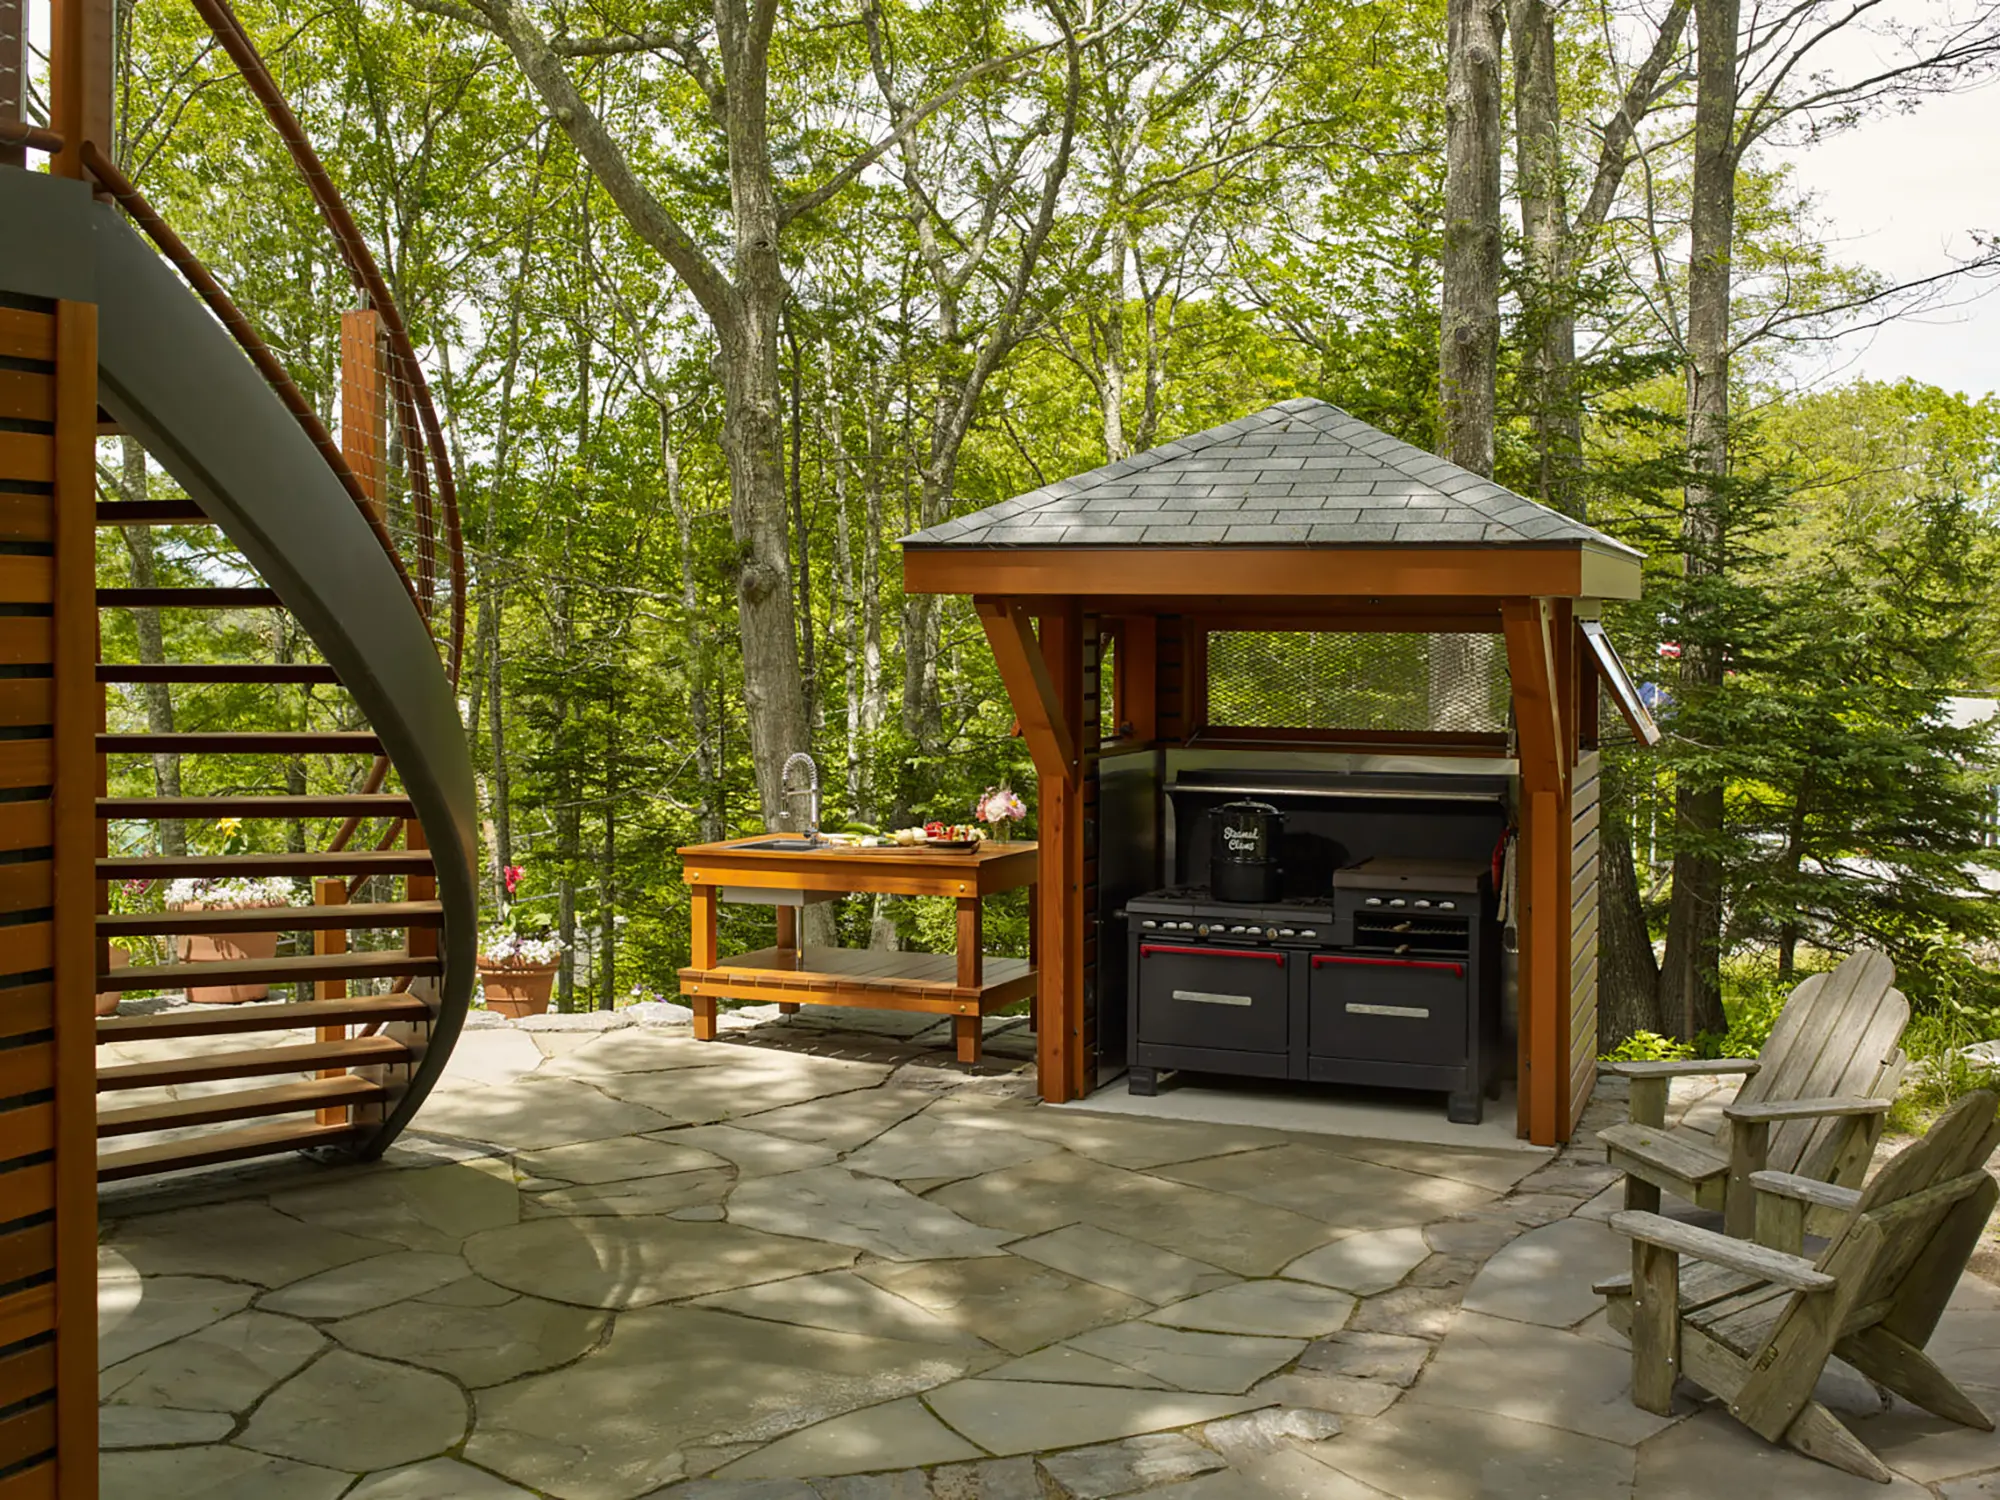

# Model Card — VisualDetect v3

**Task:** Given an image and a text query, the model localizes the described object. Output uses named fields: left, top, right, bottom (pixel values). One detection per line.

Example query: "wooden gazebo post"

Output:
left=908, top=400, right=1654, bottom=1144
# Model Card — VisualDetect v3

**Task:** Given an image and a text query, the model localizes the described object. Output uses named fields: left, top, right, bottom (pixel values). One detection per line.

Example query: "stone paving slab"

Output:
left=1633, top=1408, right=1933, bottom=1498
left=100, top=1445, right=354, bottom=1500
left=730, top=1168, right=1017, bottom=1260
left=346, top=1457, right=541, bottom=1497
left=1459, top=1217, right=1629, bottom=1328
left=524, top=1165, right=737, bottom=1218
left=329, top=1291, right=611, bottom=1386
left=97, top=1267, right=252, bottom=1367
left=594, top=1050, right=892, bottom=1124
left=237, top=1349, right=469, bottom=1471
left=515, top=1135, right=733, bottom=1184
left=465, top=1213, right=857, bottom=1308
left=1280, top=1230, right=1429, bottom=1297
left=931, top=1152, right=1339, bottom=1276
left=1066, top=1320, right=1305, bottom=1394
left=100, top=1309, right=324, bottom=1412
left=266, top=1159, right=521, bottom=1252
left=717, top=1398, right=984, bottom=1479
left=845, top=1109, right=1067, bottom=1182
left=923, top=1379, right=1263, bottom=1455
left=101, top=1200, right=396, bottom=1288
left=416, top=1075, right=681, bottom=1151
left=1159, top=1146, right=1495, bottom=1230
left=1307, top=1400, right=1638, bottom=1499
left=1145, top=1280, right=1356, bottom=1338
left=665, top=1124, right=843, bottom=1177
left=258, top=1249, right=469, bottom=1318
left=695, top=1270, right=995, bottom=1349
left=734, top=1089, right=937, bottom=1152
left=857, top=1256, right=1149, bottom=1355
left=1006, top=1224, right=1238, bottom=1305
left=99, top=1402, right=236, bottom=1448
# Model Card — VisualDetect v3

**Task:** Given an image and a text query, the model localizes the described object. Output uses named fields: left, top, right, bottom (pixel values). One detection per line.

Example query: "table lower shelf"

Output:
left=677, top=945, right=1037, bottom=1061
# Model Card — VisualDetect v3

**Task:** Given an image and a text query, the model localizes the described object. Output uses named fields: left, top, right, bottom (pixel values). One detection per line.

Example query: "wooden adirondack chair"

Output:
left=1601, top=949, right=1909, bottom=1236
left=1598, top=1088, right=2000, bottom=1483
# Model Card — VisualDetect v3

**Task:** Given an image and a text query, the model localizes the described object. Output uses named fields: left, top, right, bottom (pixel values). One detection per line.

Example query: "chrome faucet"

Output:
left=781, top=751, right=820, bottom=842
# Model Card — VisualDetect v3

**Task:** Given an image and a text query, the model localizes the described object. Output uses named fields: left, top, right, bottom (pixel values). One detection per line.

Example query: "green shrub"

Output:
left=1604, top=1031, right=1693, bottom=1063
left=1888, top=1005, right=2000, bottom=1135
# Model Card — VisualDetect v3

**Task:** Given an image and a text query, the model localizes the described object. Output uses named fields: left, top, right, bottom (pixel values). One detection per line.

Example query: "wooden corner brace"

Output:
left=976, top=597, right=1078, bottom=783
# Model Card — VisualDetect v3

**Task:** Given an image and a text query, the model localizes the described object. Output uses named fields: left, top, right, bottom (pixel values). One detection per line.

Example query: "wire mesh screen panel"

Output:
left=1205, top=631, right=1510, bottom=734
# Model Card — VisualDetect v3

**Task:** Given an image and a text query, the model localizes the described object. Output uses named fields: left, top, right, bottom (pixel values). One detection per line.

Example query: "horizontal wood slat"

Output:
left=99, top=795, right=414, bottom=820
left=100, top=949, right=440, bottom=994
left=0, top=1041, right=52, bottom=1100
left=0, top=618, right=53, bottom=665
left=0, top=434, right=53, bottom=486
left=0, top=1284, right=54, bottom=1349
left=96, top=1035, right=409, bottom=1092
left=0, top=1161, right=53, bottom=1226
left=93, top=499, right=208, bottom=525
left=0, top=1458, right=56, bottom=1500
left=100, top=851, right=431, bottom=880
left=0, top=742, right=53, bottom=791
left=0, top=984, right=53, bottom=1043
left=0, top=680, right=53, bottom=731
left=97, top=1120, right=366, bottom=1182
left=0, top=370, right=54, bottom=426
left=0, top=923, right=51, bottom=976
left=96, top=1076, right=388, bottom=1138
left=0, top=309, right=55, bottom=364
left=98, top=731, right=382, bottom=754
left=0, top=1342, right=54, bottom=1413
left=97, top=663, right=343, bottom=685
left=0, top=1221, right=54, bottom=1288
left=96, top=588, right=279, bottom=609
left=99, top=900, right=443, bottom=937
left=0, top=861, right=52, bottom=914
left=0, top=1100, right=52, bottom=1159
left=98, top=993, right=430, bottom=1040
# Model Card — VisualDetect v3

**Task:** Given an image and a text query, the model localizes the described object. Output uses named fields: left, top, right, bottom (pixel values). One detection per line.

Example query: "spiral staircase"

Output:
left=1, top=0, right=478, bottom=1187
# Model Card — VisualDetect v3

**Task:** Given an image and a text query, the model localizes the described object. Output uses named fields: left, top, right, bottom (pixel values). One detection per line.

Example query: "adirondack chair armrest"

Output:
left=1723, top=1095, right=1893, bottom=1124
left=1605, top=1058, right=1761, bottom=1079
left=1747, top=1170, right=1862, bottom=1213
left=1607, top=1209, right=1837, bottom=1292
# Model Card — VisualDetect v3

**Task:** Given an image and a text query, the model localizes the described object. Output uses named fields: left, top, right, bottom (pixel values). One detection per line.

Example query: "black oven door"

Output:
left=1307, top=953, right=1467, bottom=1064
left=1135, top=943, right=1290, bottom=1055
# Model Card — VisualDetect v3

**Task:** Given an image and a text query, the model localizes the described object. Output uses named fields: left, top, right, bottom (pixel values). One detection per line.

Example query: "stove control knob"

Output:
left=1300, top=928, right=1318, bottom=938
left=1365, top=897, right=1383, bottom=906
left=1229, top=925, right=1247, bottom=934
left=1278, top=928, right=1296, bottom=937
left=1414, top=899, right=1431, bottom=908
left=1439, top=901, right=1456, bottom=911
left=1389, top=898, right=1407, bottom=908
left=1141, top=919, right=1157, bottom=928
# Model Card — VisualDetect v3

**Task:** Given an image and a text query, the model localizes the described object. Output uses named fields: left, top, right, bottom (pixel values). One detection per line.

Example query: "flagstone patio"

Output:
left=97, top=1006, right=2000, bottom=1499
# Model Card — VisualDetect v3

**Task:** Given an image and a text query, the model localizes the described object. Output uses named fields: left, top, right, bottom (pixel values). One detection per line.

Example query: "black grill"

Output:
left=1125, top=855, right=1500, bottom=1123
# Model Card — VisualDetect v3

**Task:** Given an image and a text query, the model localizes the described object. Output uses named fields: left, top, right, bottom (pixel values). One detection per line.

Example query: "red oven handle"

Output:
left=1312, top=954, right=1465, bottom=978
left=1140, top=943, right=1285, bottom=965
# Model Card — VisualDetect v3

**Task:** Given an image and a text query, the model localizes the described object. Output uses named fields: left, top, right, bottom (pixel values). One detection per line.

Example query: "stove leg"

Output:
left=1128, top=1066, right=1159, bottom=1097
left=1447, top=1089, right=1483, bottom=1125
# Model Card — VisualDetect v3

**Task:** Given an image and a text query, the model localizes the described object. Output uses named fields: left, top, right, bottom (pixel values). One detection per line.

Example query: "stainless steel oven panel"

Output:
left=1136, top=943, right=1290, bottom=1054
left=1307, top=953, right=1468, bottom=1063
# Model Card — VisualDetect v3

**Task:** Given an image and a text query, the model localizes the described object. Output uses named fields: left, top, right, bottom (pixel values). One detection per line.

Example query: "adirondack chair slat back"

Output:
left=1722, top=951, right=1902, bottom=1175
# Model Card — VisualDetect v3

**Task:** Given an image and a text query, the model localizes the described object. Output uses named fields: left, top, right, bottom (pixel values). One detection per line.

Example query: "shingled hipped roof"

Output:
left=904, top=397, right=1637, bottom=555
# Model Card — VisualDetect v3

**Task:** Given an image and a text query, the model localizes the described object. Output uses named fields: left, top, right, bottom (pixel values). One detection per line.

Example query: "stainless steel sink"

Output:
left=735, top=836, right=828, bottom=852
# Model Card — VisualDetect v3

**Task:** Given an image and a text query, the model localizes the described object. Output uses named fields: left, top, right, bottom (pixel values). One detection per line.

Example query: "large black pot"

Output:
left=1212, top=799, right=1284, bottom=903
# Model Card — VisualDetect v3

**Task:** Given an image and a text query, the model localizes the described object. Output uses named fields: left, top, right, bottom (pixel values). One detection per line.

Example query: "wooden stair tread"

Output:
left=97, top=1075, right=386, bottom=1138
left=100, top=795, right=416, bottom=819
left=95, top=499, right=210, bottom=525
left=98, top=731, right=384, bottom=754
left=97, top=994, right=432, bottom=1038
left=100, top=949, right=441, bottom=993
left=98, top=587, right=280, bottom=608
left=98, top=1120, right=366, bottom=1181
left=98, top=663, right=343, bottom=685
left=100, top=900, right=444, bottom=936
left=101, top=851, right=433, bottom=879
left=97, top=1035, right=409, bottom=1092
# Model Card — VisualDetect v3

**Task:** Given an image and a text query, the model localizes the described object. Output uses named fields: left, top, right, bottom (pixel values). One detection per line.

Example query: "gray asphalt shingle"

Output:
left=903, top=398, right=1636, bottom=554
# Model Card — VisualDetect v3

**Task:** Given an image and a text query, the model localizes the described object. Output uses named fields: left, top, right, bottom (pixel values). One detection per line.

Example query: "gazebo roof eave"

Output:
left=901, top=540, right=1643, bottom=603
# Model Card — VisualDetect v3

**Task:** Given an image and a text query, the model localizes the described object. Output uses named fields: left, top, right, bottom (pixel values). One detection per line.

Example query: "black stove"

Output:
left=1125, top=856, right=1500, bottom=1123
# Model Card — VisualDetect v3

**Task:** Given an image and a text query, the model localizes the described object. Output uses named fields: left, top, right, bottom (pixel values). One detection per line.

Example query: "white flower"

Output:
left=479, top=926, right=565, bottom=966
left=165, top=875, right=297, bottom=910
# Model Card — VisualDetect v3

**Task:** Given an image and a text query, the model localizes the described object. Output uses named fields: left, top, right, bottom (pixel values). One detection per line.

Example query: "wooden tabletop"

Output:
left=678, top=835, right=1039, bottom=898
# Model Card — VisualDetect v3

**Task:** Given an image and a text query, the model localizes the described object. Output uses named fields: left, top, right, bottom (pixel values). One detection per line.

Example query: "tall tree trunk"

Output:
left=114, top=440, right=185, bottom=857
left=1098, top=221, right=1129, bottom=462
left=1660, top=0, right=1738, bottom=1041
left=1438, top=0, right=1504, bottom=476
left=663, top=413, right=723, bottom=843
left=599, top=705, right=618, bottom=1010
left=1510, top=0, right=1582, bottom=517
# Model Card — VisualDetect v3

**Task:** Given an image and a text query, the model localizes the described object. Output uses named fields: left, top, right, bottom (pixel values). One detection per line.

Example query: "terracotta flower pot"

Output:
left=176, top=923, right=280, bottom=1005
left=479, top=961, right=558, bottom=1019
left=95, top=944, right=129, bottom=1018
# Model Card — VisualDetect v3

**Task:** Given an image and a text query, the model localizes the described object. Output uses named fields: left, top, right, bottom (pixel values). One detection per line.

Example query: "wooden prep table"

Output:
left=677, top=836, right=1039, bottom=1063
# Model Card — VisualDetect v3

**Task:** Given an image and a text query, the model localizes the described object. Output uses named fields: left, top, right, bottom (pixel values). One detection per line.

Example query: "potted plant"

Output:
left=476, top=926, right=565, bottom=1018
left=165, top=873, right=297, bottom=1005
left=975, top=784, right=1028, bottom=839
left=95, top=942, right=129, bottom=1018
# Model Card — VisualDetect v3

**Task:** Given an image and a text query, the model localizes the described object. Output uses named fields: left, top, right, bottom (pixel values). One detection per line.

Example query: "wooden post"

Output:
left=1503, top=598, right=1572, bottom=1145
left=690, top=884, right=718, bottom=1040
left=1, top=0, right=25, bottom=168
left=1121, top=616, right=1158, bottom=744
left=50, top=299, right=100, bottom=1498
left=47, top=0, right=112, bottom=183
left=1036, top=602, right=1087, bottom=1102
left=314, top=877, right=349, bottom=1126
left=775, top=903, right=800, bottom=1006
left=340, top=309, right=389, bottom=523
left=953, top=896, right=985, bottom=1065
left=1026, top=880, right=1039, bottom=1034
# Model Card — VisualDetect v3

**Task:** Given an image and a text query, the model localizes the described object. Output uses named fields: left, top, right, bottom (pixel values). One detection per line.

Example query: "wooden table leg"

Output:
left=691, top=884, right=718, bottom=1041
left=776, top=904, right=801, bottom=1009
left=955, top=897, right=983, bottom=990
left=954, top=1013, right=982, bottom=1065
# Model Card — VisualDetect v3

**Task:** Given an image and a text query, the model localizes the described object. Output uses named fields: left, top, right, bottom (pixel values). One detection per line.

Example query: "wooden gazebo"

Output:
left=902, top=398, right=1655, bottom=1145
